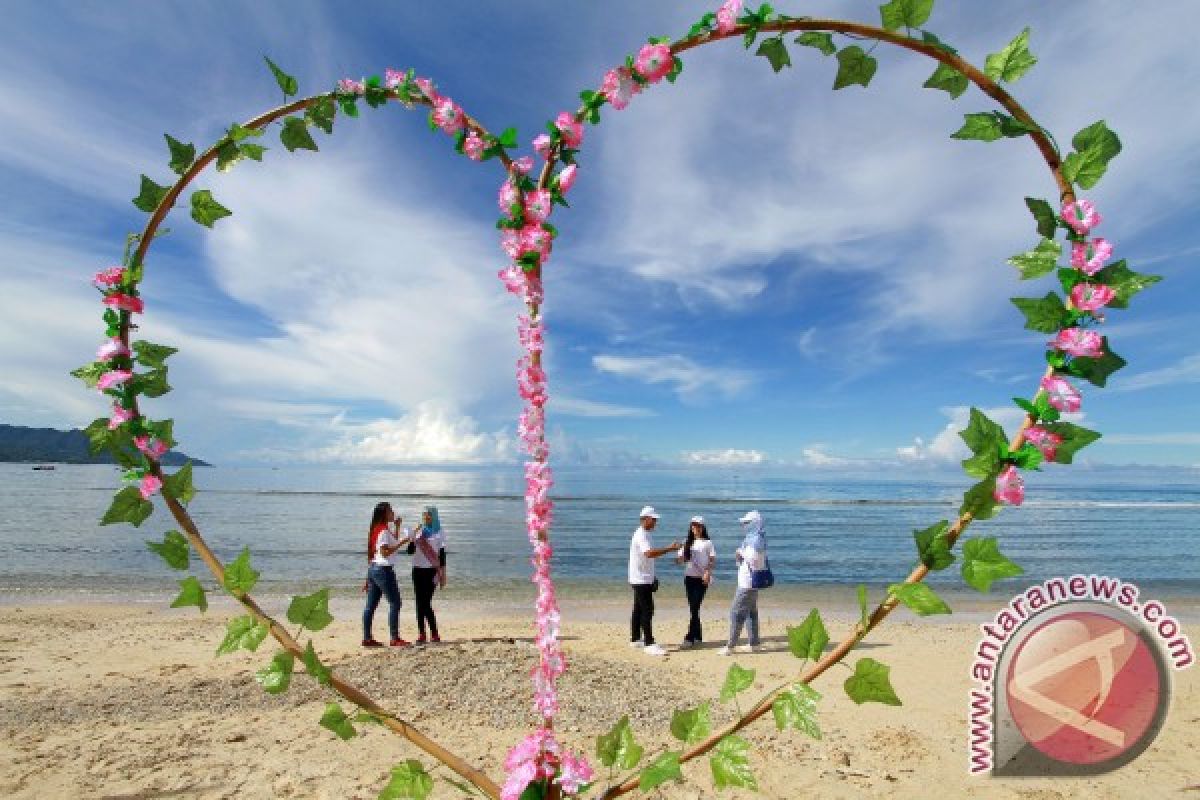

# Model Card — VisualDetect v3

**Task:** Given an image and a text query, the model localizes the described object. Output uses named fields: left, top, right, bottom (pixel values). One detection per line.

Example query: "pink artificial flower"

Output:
left=993, top=464, right=1024, bottom=506
left=521, top=224, right=553, bottom=259
left=413, top=77, right=437, bottom=101
left=432, top=98, right=465, bottom=134
left=383, top=68, right=406, bottom=89
left=96, top=370, right=133, bottom=391
left=97, top=338, right=129, bottom=361
left=498, top=265, right=525, bottom=297
left=1024, top=425, right=1063, bottom=462
left=1050, top=328, right=1104, bottom=359
left=102, top=293, right=144, bottom=314
left=336, top=78, right=365, bottom=95
left=556, top=164, right=577, bottom=194
left=1061, top=200, right=1101, bottom=236
left=108, top=404, right=135, bottom=431
left=525, top=190, right=553, bottom=223
left=498, top=181, right=521, bottom=214
left=463, top=130, right=485, bottom=161
left=601, top=67, right=639, bottom=110
left=134, top=435, right=169, bottom=459
left=139, top=474, right=163, bottom=500
left=1070, top=282, right=1117, bottom=312
left=1070, top=238, right=1113, bottom=277
left=557, top=752, right=595, bottom=797
left=1041, top=375, right=1081, bottom=413
left=511, top=156, right=534, bottom=176
left=533, top=133, right=553, bottom=160
left=634, top=43, right=675, bottom=83
left=554, top=112, right=583, bottom=148
left=716, top=0, right=743, bottom=34
left=93, top=266, right=126, bottom=288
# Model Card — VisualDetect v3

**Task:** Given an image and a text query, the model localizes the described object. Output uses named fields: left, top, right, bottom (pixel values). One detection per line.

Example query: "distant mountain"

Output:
left=0, top=423, right=210, bottom=466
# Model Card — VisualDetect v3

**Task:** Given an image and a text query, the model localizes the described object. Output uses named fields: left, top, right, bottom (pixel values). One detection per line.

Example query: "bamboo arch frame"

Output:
left=107, top=14, right=1087, bottom=800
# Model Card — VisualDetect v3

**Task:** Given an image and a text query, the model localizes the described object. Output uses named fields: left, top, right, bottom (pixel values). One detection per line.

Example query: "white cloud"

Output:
left=1116, top=353, right=1200, bottom=392
left=306, top=402, right=513, bottom=465
left=681, top=448, right=766, bottom=466
left=552, top=395, right=655, bottom=418
left=798, top=445, right=853, bottom=468
left=1102, top=432, right=1200, bottom=446
left=592, top=353, right=753, bottom=400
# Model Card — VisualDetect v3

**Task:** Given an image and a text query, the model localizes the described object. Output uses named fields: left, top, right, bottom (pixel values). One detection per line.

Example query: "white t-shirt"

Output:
left=628, top=527, right=655, bottom=585
left=371, top=528, right=401, bottom=568
left=735, top=543, right=766, bottom=589
left=412, top=529, right=444, bottom=569
left=677, top=539, right=716, bottom=579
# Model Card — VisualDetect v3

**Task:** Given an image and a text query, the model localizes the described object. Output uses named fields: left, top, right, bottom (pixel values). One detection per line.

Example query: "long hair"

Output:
left=683, top=522, right=708, bottom=561
left=368, top=501, right=392, bottom=560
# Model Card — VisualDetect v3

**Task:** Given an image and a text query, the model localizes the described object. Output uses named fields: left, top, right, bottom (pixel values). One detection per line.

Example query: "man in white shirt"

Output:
left=628, top=506, right=681, bottom=657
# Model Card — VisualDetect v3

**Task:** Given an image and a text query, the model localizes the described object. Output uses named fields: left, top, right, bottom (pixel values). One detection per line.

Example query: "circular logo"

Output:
left=1005, top=610, right=1168, bottom=766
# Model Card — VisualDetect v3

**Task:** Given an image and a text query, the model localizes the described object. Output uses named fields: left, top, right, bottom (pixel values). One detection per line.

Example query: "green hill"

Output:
left=0, top=423, right=209, bottom=466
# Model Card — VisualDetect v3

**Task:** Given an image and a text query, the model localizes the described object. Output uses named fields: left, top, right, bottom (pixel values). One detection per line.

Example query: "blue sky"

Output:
left=1, top=0, right=1198, bottom=469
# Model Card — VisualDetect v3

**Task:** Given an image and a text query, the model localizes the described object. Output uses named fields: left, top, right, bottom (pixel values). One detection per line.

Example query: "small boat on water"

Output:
left=31, top=464, right=56, bottom=471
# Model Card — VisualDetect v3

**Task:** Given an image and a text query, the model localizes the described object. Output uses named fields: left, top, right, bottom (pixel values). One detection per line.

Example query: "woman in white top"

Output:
left=409, top=506, right=447, bottom=644
left=719, top=510, right=767, bottom=655
left=676, top=516, right=715, bottom=648
left=362, top=501, right=413, bottom=648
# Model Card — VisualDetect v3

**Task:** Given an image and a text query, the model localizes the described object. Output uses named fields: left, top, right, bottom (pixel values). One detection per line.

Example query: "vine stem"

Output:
left=123, top=83, right=514, bottom=800
left=581, top=19, right=1076, bottom=800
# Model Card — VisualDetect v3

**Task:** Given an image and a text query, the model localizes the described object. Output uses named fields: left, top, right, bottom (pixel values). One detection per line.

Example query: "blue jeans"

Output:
left=726, top=587, right=760, bottom=648
left=363, top=564, right=401, bottom=641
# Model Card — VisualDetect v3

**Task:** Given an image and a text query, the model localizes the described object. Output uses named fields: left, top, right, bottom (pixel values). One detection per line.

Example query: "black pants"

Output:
left=684, top=575, right=708, bottom=643
left=412, top=567, right=439, bottom=638
left=630, top=582, right=655, bottom=645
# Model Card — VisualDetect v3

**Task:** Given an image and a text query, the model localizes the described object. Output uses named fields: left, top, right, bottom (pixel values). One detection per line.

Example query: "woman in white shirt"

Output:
left=676, top=516, right=715, bottom=649
left=362, top=501, right=413, bottom=648
left=719, top=510, right=767, bottom=656
left=409, top=506, right=447, bottom=644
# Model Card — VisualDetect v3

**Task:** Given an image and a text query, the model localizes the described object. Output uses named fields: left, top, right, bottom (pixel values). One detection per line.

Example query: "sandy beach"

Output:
left=1, top=590, right=1196, bottom=799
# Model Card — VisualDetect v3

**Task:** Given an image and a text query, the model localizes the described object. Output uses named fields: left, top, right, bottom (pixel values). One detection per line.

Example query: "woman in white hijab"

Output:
left=718, top=510, right=767, bottom=655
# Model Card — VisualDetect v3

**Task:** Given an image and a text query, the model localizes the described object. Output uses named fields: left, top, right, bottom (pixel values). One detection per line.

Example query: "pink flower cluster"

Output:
left=139, top=473, right=163, bottom=500
left=135, top=435, right=169, bottom=460
left=1024, top=426, right=1064, bottom=461
left=93, top=266, right=126, bottom=288
left=601, top=67, right=640, bottom=110
left=500, top=728, right=594, bottom=800
left=716, top=0, right=743, bottom=34
left=993, top=464, right=1025, bottom=506
left=597, top=42, right=678, bottom=115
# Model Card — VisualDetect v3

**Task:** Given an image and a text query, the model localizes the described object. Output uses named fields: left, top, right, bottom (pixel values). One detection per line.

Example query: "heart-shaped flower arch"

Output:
left=76, top=3, right=1161, bottom=799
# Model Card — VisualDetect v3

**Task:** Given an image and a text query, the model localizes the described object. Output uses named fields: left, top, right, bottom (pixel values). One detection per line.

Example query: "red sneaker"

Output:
left=362, top=639, right=384, bottom=648
left=390, top=638, right=410, bottom=647
left=415, top=635, right=427, bottom=645
left=431, top=634, right=441, bottom=643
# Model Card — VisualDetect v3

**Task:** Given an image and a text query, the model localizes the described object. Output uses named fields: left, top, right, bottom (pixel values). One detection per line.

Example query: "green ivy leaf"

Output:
left=223, top=546, right=260, bottom=595
left=1011, top=292, right=1070, bottom=333
left=216, top=614, right=270, bottom=655
left=669, top=701, right=712, bottom=744
left=306, top=95, right=337, bottom=135
left=1007, top=238, right=1062, bottom=280
left=379, top=760, right=434, bottom=800
left=1040, top=421, right=1102, bottom=464
left=844, top=658, right=903, bottom=706
left=132, top=175, right=170, bottom=213
left=280, top=117, right=319, bottom=153
left=517, top=781, right=545, bottom=800
left=101, top=485, right=154, bottom=527
left=287, top=588, right=334, bottom=632
left=794, top=31, right=836, bottom=56
left=960, top=477, right=1000, bottom=520
left=710, top=735, right=757, bottom=790
left=1091, top=260, right=1162, bottom=309
left=132, top=367, right=171, bottom=399
left=1066, top=339, right=1125, bottom=387
left=319, top=701, right=356, bottom=740
left=264, top=56, right=299, bottom=97
left=301, top=640, right=333, bottom=686
left=143, top=418, right=176, bottom=448
left=1024, top=197, right=1059, bottom=239
left=146, top=530, right=189, bottom=569
left=771, top=683, right=822, bottom=739
left=787, top=608, right=829, bottom=661
left=164, top=134, right=196, bottom=176
left=756, top=36, right=791, bottom=72
left=162, top=462, right=196, bottom=505
left=959, top=407, right=1009, bottom=459
left=72, top=362, right=107, bottom=389
left=1062, top=120, right=1122, bottom=189
left=83, top=417, right=113, bottom=454
left=170, top=576, right=208, bottom=612
left=190, top=189, right=231, bottom=228
left=719, top=662, right=756, bottom=702
left=879, top=0, right=934, bottom=31
left=913, top=520, right=954, bottom=570
left=920, top=30, right=957, bottom=54
left=638, top=752, right=682, bottom=792
left=889, top=582, right=952, bottom=616
left=961, top=537, right=1023, bottom=592
left=833, top=45, right=878, bottom=90
left=952, top=111, right=1037, bottom=141
left=1073, top=119, right=1122, bottom=163
left=255, top=650, right=295, bottom=695
left=596, top=715, right=643, bottom=770
left=984, top=27, right=1037, bottom=83
left=923, top=62, right=968, bottom=99
left=1011, top=441, right=1044, bottom=471
left=132, top=340, right=178, bottom=369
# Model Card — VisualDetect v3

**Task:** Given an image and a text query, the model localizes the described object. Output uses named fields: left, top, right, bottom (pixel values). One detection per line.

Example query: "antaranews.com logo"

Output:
left=968, top=574, right=1194, bottom=775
